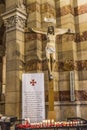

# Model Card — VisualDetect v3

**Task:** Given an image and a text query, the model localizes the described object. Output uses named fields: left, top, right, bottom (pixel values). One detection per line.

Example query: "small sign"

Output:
left=22, top=73, right=45, bottom=123
left=70, top=71, right=75, bottom=101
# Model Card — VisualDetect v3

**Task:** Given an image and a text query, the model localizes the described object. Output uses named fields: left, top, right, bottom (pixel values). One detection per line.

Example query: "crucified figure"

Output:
left=28, top=25, right=74, bottom=79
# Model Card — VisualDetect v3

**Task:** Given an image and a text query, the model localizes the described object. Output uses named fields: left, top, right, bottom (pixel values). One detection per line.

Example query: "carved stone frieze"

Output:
left=2, top=8, right=27, bottom=32
left=4, top=15, right=26, bottom=31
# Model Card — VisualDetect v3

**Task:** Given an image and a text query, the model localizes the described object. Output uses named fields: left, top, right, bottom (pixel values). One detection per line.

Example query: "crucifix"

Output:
left=29, top=18, right=74, bottom=79
left=28, top=17, right=74, bottom=120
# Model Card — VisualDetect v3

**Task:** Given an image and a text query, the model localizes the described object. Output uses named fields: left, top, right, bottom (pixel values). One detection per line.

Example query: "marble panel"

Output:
left=27, top=0, right=40, bottom=4
left=6, top=0, right=16, bottom=10
left=60, top=105, right=76, bottom=120
left=80, top=105, right=87, bottom=119
left=5, top=92, right=21, bottom=103
left=54, top=91, right=59, bottom=101
left=61, top=23, right=75, bottom=30
left=56, top=5, right=74, bottom=17
left=59, top=71, right=70, bottom=81
left=56, top=0, right=72, bottom=8
left=58, top=80, right=70, bottom=91
left=6, top=71, right=22, bottom=92
left=77, top=22, right=87, bottom=32
left=41, top=3, right=56, bottom=17
left=78, top=81, right=87, bottom=91
left=75, top=14, right=87, bottom=24
left=41, top=0, right=55, bottom=7
left=78, top=70, right=87, bottom=80
left=74, top=3, right=87, bottom=16
left=75, top=90, right=87, bottom=101
left=54, top=105, right=61, bottom=120
left=62, top=41, right=76, bottom=52
left=77, top=51, right=87, bottom=61
left=74, top=0, right=87, bottom=7
left=5, top=103, right=20, bottom=116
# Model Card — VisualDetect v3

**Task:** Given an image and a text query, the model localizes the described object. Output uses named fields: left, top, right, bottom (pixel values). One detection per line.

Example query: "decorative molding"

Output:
left=2, top=8, right=27, bottom=32
left=4, top=15, right=26, bottom=31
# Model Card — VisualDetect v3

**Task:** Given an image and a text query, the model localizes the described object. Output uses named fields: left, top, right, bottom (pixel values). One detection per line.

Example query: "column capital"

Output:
left=2, top=8, right=27, bottom=32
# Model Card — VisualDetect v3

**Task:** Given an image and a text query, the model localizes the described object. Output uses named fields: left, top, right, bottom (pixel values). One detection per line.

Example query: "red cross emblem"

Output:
left=30, top=79, right=37, bottom=86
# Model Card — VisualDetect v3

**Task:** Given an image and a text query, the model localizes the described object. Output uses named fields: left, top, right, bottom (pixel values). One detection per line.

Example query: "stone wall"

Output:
left=0, top=0, right=87, bottom=120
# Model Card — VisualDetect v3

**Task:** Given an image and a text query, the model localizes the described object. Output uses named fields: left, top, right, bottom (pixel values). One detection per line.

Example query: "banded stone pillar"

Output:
left=0, top=1, right=5, bottom=114
left=2, top=0, right=27, bottom=117
left=74, top=0, right=87, bottom=118
left=55, top=0, right=78, bottom=120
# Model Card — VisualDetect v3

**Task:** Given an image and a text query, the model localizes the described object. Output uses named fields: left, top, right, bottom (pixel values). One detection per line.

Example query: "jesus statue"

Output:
left=28, top=18, right=74, bottom=79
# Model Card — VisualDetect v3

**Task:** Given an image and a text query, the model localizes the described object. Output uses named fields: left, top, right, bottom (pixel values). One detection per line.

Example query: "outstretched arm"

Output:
left=55, top=28, right=75, bottom=35
left=28, top=27, right=47, bottom=34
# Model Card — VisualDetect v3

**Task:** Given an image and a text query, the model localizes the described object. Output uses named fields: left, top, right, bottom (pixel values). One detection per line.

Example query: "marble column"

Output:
left=2, top=1, right=27, bottom=117
left=0, top=1, right=5, bottom=114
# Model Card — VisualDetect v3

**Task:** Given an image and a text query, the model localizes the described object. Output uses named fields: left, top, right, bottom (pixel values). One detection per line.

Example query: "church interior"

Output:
left=0, top=0, right=87, bottom=123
